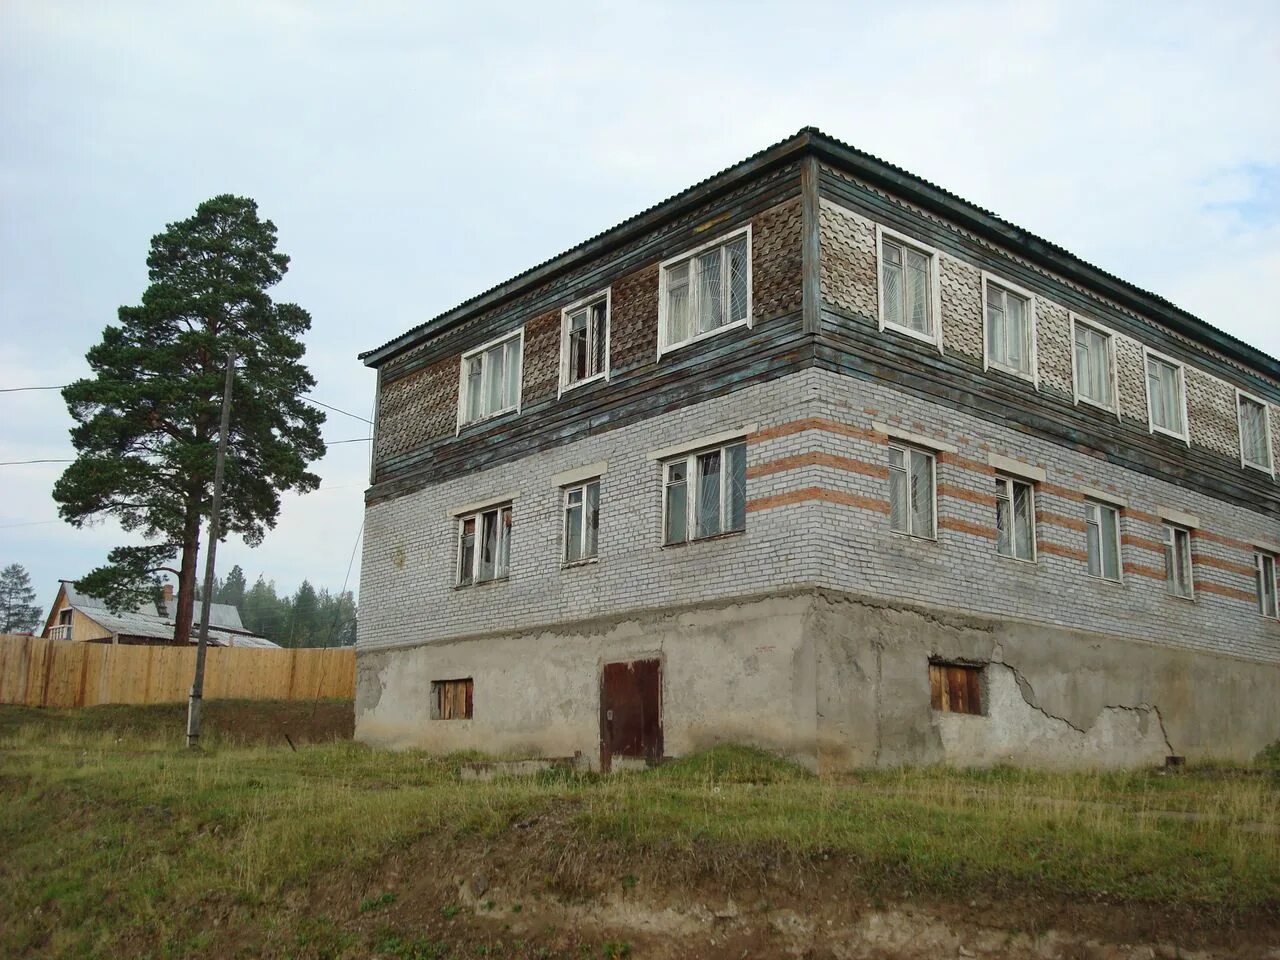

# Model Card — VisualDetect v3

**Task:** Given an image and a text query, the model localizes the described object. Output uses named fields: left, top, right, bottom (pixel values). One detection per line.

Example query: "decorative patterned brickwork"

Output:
left=752, top=197, right=804, bottom=320
left=1036, top=299, right=1073, bottom=396
left=375, top=355, right=458, bottom=462
left=608, top=264, right=659, bottom=371
left=1185, top=365, right=1238, bottom=457
left=521, top=308, right=561, bottom=405
left=939, top=254, right=982, bottom=361
left=1113, top=335, right=1149, bottom=425
left=818, top=200, right=877, bottom=319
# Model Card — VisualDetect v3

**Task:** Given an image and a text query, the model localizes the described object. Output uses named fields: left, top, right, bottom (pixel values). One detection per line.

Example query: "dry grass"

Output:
left=0, top=710, right=1277, bottom=958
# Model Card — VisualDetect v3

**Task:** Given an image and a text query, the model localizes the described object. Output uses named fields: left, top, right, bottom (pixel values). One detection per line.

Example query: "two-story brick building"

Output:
left=356, top=128, right=1280, bottom=771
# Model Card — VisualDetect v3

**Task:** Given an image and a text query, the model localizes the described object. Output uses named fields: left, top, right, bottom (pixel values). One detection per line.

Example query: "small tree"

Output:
left=0, top=564, right=42, bottom=634
left=53, top=196, right=325, bottom=645
left=217, top=564, right=248, bottom=609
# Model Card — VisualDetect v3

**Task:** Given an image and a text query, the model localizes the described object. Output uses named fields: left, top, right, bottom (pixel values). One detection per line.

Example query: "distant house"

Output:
left=41, top=581, right=278, bottom=648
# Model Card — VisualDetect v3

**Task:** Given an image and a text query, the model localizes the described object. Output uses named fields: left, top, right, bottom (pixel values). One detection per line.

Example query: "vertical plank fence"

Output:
left=0, top=635, right=354, bottom=707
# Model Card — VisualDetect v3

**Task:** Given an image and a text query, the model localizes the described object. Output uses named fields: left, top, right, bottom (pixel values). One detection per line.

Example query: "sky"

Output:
left=1, top=1, right=1278, bottom=614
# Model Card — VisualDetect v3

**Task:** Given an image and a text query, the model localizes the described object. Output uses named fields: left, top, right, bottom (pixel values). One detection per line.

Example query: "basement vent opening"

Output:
left=929, top=662, right=984, bottom=716
left=432, top=678, right=474, bottom=720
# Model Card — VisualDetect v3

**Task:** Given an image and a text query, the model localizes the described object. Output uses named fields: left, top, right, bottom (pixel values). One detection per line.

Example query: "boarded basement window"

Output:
left=433, top=679, right=474, bottom=720
left=929, top=662, right=983, bottom=716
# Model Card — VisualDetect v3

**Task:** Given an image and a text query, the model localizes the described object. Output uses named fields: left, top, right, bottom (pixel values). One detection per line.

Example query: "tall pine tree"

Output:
left=53, top=196, right=325, bottom=644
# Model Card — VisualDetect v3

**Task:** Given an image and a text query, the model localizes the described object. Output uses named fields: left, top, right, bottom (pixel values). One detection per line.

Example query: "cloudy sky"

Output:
left=1, top=1, right=1277, bottom=612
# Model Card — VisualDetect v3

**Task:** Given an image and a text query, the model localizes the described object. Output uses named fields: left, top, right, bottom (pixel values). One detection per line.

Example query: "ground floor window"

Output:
left=995, top=476, right=1036, bottom=561
left=1258, top=552, right=1279, bottom=619
left=929, top=662, right=983, bottom=715
left=1164, top=524, right=1194, bottom=600
left=889, top=443, right=935, bottom=539
left=432, top=678, right=474, bottom=720
left=457, top=504, right=512, bottom=586
left=563, top=479, right=600, bottom=564
left=1085, top=501, right=1122, bottom=581
left=663, top=440, right=747, bottom=545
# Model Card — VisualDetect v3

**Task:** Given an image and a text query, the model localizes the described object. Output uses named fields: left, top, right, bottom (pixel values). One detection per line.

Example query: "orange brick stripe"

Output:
left=1039, top=541, right=1087, bottom=562
left=1038, top=511, right=1087, bottom=533
left=937, top=451, right=993, bottom=476
left=746, top=487, right=891, bottom=515
left=1126, top=509, right=1161, bottom=526
left=747, top=418, right=884, bottom=445
left=1123, top=561, right=1165, bottom=581
left=1193, top=553, right=1258, bottom=579
left=1196, top=529, right=1258, bottom=554
left=937, top=483, right=996, bottom=508
left=1121, top=534, right=1165, bottom=556
left=1040, top=483, right=1084, bottom=502
left=1198, top=581, right=1258, bottom=603
left=939, top=517, right=997, bottom=540
left=748, top=451, right=888, bottom=481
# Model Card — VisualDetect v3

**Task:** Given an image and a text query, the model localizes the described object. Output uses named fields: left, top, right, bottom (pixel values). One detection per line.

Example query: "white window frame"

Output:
left=888, top=442, right=938, bottom=541
left=455, top=502, right=513, bottom=587
left=981, top=272, right=1038, bottom=386
left=1142, top=346, right=1190, bottom=444
left=875, top=224, right=944, bottom=352
left=1068, top=313, right=1120, bottom=417
left=558, top=288, right=611, bottom=396
left=1236, top=388, right=1275, bottom=476
left=456, top=328, right=524, bottom=432
left=656, top=226, right=753, bottom=358
left=1257, top=551, right=1279, bottom=619
left=562, top=477, right=601, bottom=566
left=1084, top=500, right=1123, bottom=583
left=660, top=440, right=748, bottom=546
left=995, top=475, right=1037, bottom=563
left=1163, top=523, right=1195, bottom=601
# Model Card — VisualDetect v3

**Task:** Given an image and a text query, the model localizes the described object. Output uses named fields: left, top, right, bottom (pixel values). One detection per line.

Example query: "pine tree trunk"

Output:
left=173, top=503, right=201, bottom=648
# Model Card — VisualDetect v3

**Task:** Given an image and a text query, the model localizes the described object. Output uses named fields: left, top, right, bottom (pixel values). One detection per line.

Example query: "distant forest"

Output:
left=201, top=565, right=356, bottom=648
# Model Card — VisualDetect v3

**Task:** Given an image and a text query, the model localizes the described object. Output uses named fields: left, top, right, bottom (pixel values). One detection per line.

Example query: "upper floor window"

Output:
left=1164, top=524, right=1194, bottom=600
left=663, top=441, right=747, bottom=545
left=888, top=443, right=936, bottom=539
left=878, top=228, right=939, bottom=346
left=658, top=229, right=751, bottom=355
left=1145, top=349, right=1187, bottom=441
left=560, top=291, right=610, bottom=392
left=1257, top=552, right=1278, bottom=619
left=983, top=276, right=1035, bottom=379
left=457, top=503, right=512, bottom=586
left=1238, top=392, right=1273, bottom=473
left=995, top=476, right=1036, bottom=562
left=1072, top=317, right=1115, bottom=411
left=1085, top=501, right=1122, bottom=582
left=459, top=331, right=522, bottom=428
left=563, top=478, right=600, bottom=564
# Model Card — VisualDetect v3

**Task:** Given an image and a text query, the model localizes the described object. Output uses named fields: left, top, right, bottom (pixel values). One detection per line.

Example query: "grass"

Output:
left=0, top=704, right=1277, bottom=958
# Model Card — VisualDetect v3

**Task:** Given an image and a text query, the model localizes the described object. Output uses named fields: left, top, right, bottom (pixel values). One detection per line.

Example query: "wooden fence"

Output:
left=0, top=634, right=354, bottom=708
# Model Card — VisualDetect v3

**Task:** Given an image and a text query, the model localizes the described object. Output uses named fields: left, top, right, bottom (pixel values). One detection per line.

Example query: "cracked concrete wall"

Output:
left=810, top=589, right=1280, bottom=769
left=356, top=592, right=819, bottom=769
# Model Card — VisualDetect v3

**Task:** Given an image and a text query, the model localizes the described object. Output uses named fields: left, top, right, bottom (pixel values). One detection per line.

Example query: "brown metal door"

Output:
left=600, top=658, right=662, bottom=771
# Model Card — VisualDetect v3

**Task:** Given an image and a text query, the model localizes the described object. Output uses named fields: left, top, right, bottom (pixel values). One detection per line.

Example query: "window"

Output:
left=1145, top=350, right=1187, bottom=440
left=658, top=229, right=750, bottom=353
left=1238, top=392, right=1273, bottom=473
left=1258, top=553, right=1278, bottom=619
left=1085, top=501, right=1122, bottom=581
left=879, top=230, right=938, bottom=343
left=457, top=504, right=512, bottom=586
left=889, top=444, right=936, bottom=539
left=58, top=608, right=72, bottom=625
left=929, top=662, right=983, bottom=715
left=1164, top=525, right=1194, bottom=600
left=563, top=479, right=600, bottom=564
left=1072, top=317, right=1115, bottom=410
left=663, top=441, right=747, bottom=545
left=459, top=331, right=523, bottom=427
left=995, top=476, right=1036, bottom=561
left=984, top=277, right=1034, bottom=378
left=432, top=679, right=473, bottom=720
left=560, top=291, right=609, bottom=392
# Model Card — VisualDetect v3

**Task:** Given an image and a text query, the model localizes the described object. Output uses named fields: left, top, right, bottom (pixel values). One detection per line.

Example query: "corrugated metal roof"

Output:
left=61, top=580, right=277, bottom=648
left=358, top=126, right=1280, bottom=382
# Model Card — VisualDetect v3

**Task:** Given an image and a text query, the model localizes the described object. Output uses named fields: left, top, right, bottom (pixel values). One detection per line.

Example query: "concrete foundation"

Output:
left=356, top=588, right=1280, bottom=771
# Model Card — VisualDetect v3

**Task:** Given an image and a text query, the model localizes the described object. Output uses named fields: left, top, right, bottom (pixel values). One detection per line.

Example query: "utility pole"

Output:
left=187, top=347, right=236, bottom=749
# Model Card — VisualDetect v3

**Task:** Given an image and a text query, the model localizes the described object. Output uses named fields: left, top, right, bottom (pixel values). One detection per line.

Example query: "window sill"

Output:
left=890, top=530, right=937, bottom=544
left=1149, top=424, right=1190, bottom=445
left=987, top=360, right=1036, bottom=386
left=1075, top=394, right=1118, bottom=416
left=457, top=407, right=520, bottom=434
left=1242, top=459, right=1275, bottom=477
left=558, top=371, right=609, bottom=397
left=882, top=320, right=941, bottom=350
left=1086, top=574, right=1124, bottom=586
left=997, top=553, right=1038, bottom=565
left=561, top=557, right=600, bottom=570
left=662, top=530, right=745, bottom=549
left=1168, top=592, right=1196, bottom=604
left=657, top=318, right=750, bottom=359
left=453, top=576, right=510, bottom=591
left=933, top=709, right=987, bottom=719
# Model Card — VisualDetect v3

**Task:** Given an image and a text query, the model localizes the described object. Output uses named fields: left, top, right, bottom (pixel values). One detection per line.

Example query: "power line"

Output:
left=0, top=385, right=63, bottom=393
left=326, top=437, right=372, bottom=445
left=0, top=458, right=73, bottom=466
